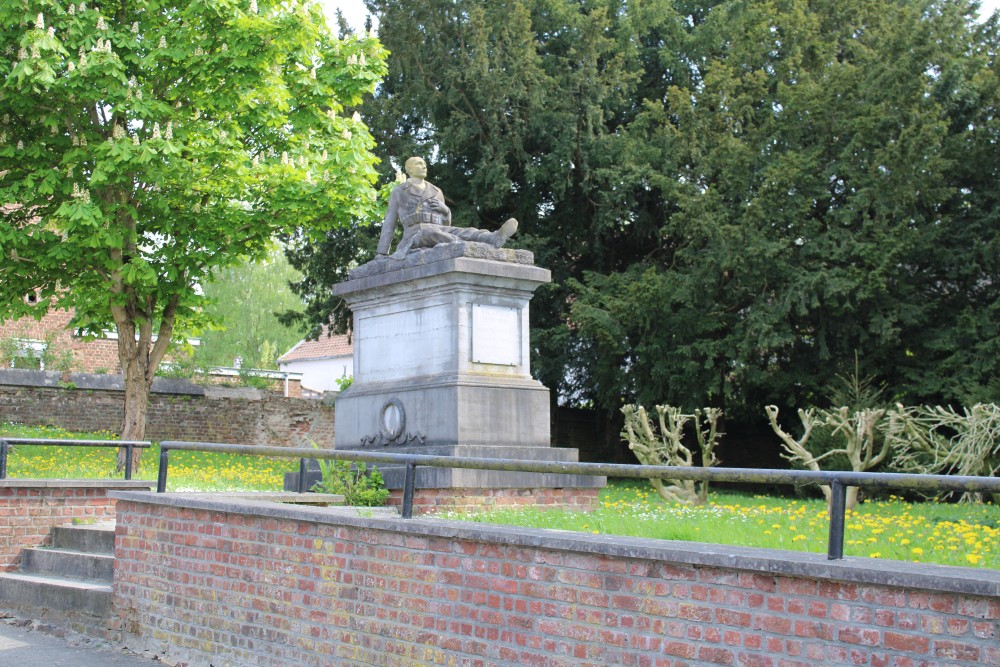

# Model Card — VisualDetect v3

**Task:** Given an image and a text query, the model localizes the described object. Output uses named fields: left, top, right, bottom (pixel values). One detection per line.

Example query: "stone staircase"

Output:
left=0, top=522, right=116, bottom=632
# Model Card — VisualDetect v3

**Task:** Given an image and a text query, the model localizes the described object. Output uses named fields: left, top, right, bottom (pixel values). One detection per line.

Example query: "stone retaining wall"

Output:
left=0, top=480, right=151, bottom=571
left=0, top=370, right=333, bottom=447
left=112, top=492, right=1000, bottom=667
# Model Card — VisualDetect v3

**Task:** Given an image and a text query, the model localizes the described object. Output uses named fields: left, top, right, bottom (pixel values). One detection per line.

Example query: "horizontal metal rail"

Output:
left=156, top=440, right=1000, bottom=561
left=0, top=438, right=152, bottom=481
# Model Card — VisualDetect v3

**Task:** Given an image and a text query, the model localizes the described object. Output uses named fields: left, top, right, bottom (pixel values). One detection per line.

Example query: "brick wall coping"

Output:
left=2, top=479, right=153, bottom=489
left=111, top=490, right=1000, bottom=600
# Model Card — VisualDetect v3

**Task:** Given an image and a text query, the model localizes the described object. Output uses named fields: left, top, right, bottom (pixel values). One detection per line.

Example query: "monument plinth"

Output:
left=333, top=243, right=602, bottom=490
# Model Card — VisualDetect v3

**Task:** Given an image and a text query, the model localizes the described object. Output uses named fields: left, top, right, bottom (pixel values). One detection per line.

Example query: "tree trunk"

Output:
left=117, top=354, right=151, bottom=473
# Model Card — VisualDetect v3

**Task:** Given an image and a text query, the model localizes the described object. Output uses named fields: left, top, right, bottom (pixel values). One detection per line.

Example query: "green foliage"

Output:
left=308, top=443, right=388, bottom=505
left=0, top=1, right=387, bottom=438
left=334, top=374, right=353, bottom=391
left=197, top=247, right=308, bottom=369
left=272, top=0, right=998, bottom=428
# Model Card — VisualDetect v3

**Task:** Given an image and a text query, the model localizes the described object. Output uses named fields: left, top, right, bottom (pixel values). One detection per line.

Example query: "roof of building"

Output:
left=277, top=326, right=353, bottom=363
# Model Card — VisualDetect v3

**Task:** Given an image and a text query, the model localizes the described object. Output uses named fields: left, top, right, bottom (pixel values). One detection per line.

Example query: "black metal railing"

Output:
left=0, top=438, right=152, bottom=481
left=155, top=440, right=1000, bottom=561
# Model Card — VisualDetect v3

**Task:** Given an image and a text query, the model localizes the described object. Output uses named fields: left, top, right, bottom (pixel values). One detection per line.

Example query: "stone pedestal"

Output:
left=332, top=243, right=603, bottom=490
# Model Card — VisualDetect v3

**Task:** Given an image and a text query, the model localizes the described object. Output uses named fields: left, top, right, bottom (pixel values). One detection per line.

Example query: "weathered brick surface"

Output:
left=0, top=384, right=333, bottom=447
left=112, top=498, right=1000, bottom=667
left=0, top=485, right=119, bottom=571
left=387, top=487, right=601, bottom=515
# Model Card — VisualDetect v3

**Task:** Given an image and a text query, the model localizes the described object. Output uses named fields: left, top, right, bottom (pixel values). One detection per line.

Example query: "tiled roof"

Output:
left=278, top=326, right=353, bottom=363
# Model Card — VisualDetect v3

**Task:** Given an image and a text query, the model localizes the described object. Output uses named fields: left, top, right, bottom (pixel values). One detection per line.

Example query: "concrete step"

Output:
left=50, top=522, right=116, bottom=555
left=0, top=572, right=111, bottom=618
left=19, top=547, right=114, bottom=582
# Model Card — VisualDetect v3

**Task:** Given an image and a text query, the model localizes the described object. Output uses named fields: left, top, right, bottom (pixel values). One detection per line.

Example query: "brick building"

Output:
left=0, top=303, right=122, bottom=373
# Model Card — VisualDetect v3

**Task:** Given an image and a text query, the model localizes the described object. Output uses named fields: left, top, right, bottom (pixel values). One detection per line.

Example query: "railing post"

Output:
left=156, top=447, right=170, bottom=493
left=827, top=480, right=848, bottom=560
left=124, top=444, right=134, bottom=480
left=401, top=461, right=417, bottom=519
left=0, top=439, right=7, bottom=480
left=298, top=458, right=308, bottom=494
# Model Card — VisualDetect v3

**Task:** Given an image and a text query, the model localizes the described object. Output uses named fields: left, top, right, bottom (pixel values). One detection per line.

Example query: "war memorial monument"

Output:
left=332, top=157, right=601, bottom=491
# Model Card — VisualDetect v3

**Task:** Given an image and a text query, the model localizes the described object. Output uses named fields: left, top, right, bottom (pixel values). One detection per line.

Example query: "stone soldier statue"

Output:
left=376, top=156, right=518, bottom=260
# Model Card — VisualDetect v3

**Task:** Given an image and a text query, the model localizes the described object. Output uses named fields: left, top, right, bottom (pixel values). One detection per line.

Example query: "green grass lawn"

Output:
left=3, top=423, right=997, bottom=569
left=0, top=423, right=289, bottom=492
left=442, top=480, right=1000, bottom=569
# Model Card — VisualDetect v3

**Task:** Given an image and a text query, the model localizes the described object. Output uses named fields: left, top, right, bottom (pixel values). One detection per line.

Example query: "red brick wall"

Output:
left=0, top=482, right=143, bottom=571
left=0, top=306, right=122, bottom=373
left=388, top=487, right=601, bottom=515
left=0, top=384, right=334, bottom=447
left=112, top=495, right=1000, bottom=667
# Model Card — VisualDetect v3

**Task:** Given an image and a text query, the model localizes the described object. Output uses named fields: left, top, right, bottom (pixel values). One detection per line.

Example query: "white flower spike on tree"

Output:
left=0, top=0, right=386, bottom=470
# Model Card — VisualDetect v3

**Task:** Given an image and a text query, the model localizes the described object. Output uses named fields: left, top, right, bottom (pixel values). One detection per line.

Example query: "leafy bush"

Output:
left=309, top=444, right=389, bottom=506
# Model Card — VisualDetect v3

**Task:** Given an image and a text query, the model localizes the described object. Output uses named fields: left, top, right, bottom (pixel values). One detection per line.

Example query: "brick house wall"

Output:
left=112, top=493, right=1000, bottom=667
left=0, top=306, right=121, bottom=373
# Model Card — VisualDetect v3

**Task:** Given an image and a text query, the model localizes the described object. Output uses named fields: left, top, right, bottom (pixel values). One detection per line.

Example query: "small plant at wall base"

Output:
left=308, top=442, right=389, bottom=506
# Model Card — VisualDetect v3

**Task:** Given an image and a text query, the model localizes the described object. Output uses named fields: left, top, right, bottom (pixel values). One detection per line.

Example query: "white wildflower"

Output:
left=50, top=125, right=57, bottom=135
left=359, top=53, right=366, bottom=67
left=36, top=13, right=44, bottom=30
left=132, top=22, right=139, bottom=34
left=78, top=53, right=87, bottom=67
left=305, top=171, right=312, bottom=184
left=132, top=134, right=139, bottom=145
left=0, top=132, right=5, bottom=143
left=347, top=54, right=357, bottom=65
left=72, top=183, right=80, bottom=197
left=164, top=122, right=172, bottom=140
left=326, top=108, right=336, bottom=120
left=193, top=202, right=201, bottom=213
left=310, top=66, right=316, bottom=79
left=221, top=43, right=228, bottom=52
left=321, top=149, right=328, bottom=161
left=67, top=61, right=75, bottom=72
left=252, top=155, right=259, bottom=167
left=159, top=36, right=166, bottom=49
left=95, top=38, right=104, bottom=51
left=66, top=166, right=73, bottom=178
left=249, top=0, right=258, bottom=14
left=72, top=135, right=79, bottom=146
left=298, top=155, right=305, bottom=166
left=80, top=135, right=87, bottom=146
left=281, top=151, right=288, bottom=165
left=48, top=27, right=55, bottom=38
left=129, top=76, right=137, bottom=87
left=112, top=124, right=124, bottom=139
left=194, top=109, right=201, bottom=120
left=152, top=122, right=161, bottom=139
left=135, top=89, right=142, bottom=100
left=18, top=47, right=28, bottom=61
left=78, top=3, right=86, bottom=13
left=341, top=128, right=351, bottom=140
left=219, top=130, right=227, bottom=140
left=69, top=4, right=75, bottom=15
left=96, top=16, right=106, bottom=31
left=2, top=114, right=7, bottom=124
left=352, top=111, right=361, bottom=123
left=30, top=44, right=40, bottom=59
left=194, top=47, right=204, bottom=57
left=174, top=101, right=182, bottom=109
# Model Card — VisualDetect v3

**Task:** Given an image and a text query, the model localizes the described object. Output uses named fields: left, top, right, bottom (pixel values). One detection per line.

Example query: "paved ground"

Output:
left=0, top=619, right=161, bottom=666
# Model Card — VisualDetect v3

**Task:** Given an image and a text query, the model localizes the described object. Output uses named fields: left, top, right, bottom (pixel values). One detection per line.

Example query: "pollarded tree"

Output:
left=0, top=1, right=386, bottom=465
